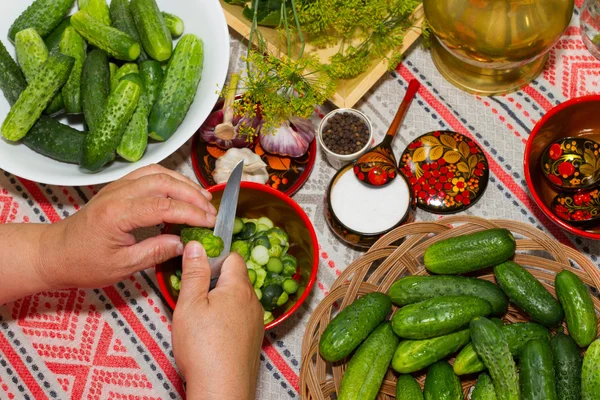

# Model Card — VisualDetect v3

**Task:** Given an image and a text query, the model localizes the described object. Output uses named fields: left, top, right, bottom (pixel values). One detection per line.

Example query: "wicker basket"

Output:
left=300, top=216, right=600, bottom=399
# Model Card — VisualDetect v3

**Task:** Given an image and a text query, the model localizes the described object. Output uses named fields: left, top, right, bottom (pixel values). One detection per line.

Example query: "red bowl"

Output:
left=155, top=181, right=319, bottom=330
left=524, top=95, right=600, bottom=240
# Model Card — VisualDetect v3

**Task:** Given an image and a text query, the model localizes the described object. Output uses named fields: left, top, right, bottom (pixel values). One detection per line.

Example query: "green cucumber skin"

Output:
left=423, top=229, right=516, bottom=275
left=471, top=373, right=497, bottom=400
left=81, top=79, right=141, bottom=171
left=71, top=11, right=141, bottom=61
left=389, top=275, right=508, bottom=316
left=550, top=332, right=582, bottom=400
left=0, top=39, right=27, bottom=105
left=78, top=0, right=111, bottom=26
left=1, top=54, right=74, bottom=142
left=149, top=34, right=203, bottom=141
left=81, top=49, right=110, bottom=132
left=109, top=0, right=149, bottom=62
left=582, top=338, right=600, bottom=400
left=396, top=375, right=424, bottom=400
left=161, top=12, right=184, bottom=37
left=44, top=17, right=71, bottom=55
left=454, top=322, right=550, bottom=375
left=8, top=0, right=74, bottom=42
left=392, top=329, right=470, bottom=374
left=59, top=27, right=86, bottom=114
left=130, top=0, right=172, bottom=62
left=519, top=338, right=557, bottom=400
left=117, top=75, right=148, bottom=162
left=337, top=323, right=398, bottom=400
left=140, top=60, right=163, bottom=110
left=555, top=270, right=598, bottom=347
left=423, top=361, right=463, bottom=400
left=470, top=317, right=520, bottom=400
left=391, top=295, right=492, bottom=340
left=319, top=292, right=391, bottom=362
left=495, top=262, right=564, bottom=327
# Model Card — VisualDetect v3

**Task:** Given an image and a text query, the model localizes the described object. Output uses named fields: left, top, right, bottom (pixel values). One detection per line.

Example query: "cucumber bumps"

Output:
left=423, top=360, right=463, bottom=400
left=519, top=338, right=557, bottom=400
left=81, top=49, right=110, bottom=132
left=8, top=0, right=74, bottom=42
left=131, top=0, right=172, bottom=61
left=582, top=338, right=600, bottom=400
left=59, top=27, right=87, bottom=114
left=555, top=270, right=598, bottom=347
left=551, top=331, right=582, bottom=400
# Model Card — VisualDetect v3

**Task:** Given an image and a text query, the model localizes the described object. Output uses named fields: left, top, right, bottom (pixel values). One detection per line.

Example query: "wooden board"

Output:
left=220, top=1, right=425, bottom=108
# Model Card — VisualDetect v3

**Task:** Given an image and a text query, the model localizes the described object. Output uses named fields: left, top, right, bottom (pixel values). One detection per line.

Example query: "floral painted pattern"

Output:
left=552, top=189, right=600, bottom=224
left=353, top=146, right=397, bottom=186
left=399, top=131, right=489, bottom=213
left=542, top=138, right=600, bottom=190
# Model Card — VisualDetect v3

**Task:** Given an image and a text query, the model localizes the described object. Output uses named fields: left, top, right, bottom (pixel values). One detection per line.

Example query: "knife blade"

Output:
left=209, top=159, right=244, bottom=288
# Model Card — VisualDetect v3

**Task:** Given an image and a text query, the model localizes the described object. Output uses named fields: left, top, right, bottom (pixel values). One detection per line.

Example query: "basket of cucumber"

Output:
left=300, top=216, right=600, bottom=399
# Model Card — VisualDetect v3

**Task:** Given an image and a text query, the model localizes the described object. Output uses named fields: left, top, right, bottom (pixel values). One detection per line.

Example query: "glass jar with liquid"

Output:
left=582, top=0, right=600, bottom=60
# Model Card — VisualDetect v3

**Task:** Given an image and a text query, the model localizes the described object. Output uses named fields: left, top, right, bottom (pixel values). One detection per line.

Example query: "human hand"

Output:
left=172, top=242, right=263, bottom=400
left=38, top=164, right=217, bottom=290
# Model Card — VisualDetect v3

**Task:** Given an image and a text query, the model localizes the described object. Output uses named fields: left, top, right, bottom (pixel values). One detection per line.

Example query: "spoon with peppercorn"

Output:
left=354, top=79, right=420, bottom=187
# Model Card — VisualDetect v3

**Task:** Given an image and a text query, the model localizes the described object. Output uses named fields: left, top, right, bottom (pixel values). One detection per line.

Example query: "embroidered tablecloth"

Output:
left=1, top=3, right=599, bottom=399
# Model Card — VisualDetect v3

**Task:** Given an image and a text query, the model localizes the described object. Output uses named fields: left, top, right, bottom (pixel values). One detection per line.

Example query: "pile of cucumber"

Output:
left=319, top=228, right=600, bottom=400
left=0, top=0, right=203, bottom=172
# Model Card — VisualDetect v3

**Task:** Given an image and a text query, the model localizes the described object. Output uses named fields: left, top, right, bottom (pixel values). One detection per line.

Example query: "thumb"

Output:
left=178, top=241, right=211, bottom=303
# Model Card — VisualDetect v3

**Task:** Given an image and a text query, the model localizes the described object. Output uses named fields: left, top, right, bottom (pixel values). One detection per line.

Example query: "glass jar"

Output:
left=581, top=0, right=600, bottom=60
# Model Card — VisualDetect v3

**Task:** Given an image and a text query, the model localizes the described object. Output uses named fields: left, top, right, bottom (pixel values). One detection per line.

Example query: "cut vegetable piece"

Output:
left=161, top=12, right=184, bottom=38
left=282, top=278, right=299, bottom=294
left=254, top=288, right=262, bottom=301
left=251, top=245, right=270, bottom=266
left=247, top=269, right=257, bottom=286
left=276, top=292, right=289, bottom=307
left=8, top=0, right=74, bottom=42
left=130, top=0, right=173, bottom=61
left=78, top=0, right=111, bottom=26
left=254, top=268, right=267, bottom=289
left=59, top=27, right=87, bottom=114
left=233, top=217, right=244, bottom=235
left=266, top=257, right=283, bottom=274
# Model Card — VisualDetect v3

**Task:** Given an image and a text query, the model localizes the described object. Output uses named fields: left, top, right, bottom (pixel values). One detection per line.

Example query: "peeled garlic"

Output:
left=213, top=148, right=269, bottom=184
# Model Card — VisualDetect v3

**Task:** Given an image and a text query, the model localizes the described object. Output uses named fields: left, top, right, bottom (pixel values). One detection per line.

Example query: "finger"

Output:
left=125, top=234, right=184, bottom=272
left=215, top=252, right=251, bottom=289
left=118, top=197, right=216, bottom=231
left=178, top=241, right=211, bottom=302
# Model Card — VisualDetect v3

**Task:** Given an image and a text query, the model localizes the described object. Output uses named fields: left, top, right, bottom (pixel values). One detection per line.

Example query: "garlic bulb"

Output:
left=213, top=148, right=269, bottom=184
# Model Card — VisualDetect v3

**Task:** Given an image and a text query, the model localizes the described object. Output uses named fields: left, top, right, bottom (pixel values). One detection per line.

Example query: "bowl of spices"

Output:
left=318, top=109, right=374, bottom=169
left=325, top=163, right=416, bottom=248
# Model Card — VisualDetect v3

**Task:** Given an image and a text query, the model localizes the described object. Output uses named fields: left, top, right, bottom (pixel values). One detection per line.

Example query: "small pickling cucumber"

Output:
left=519, top=338, right=556, bottom=400
left=471, top=373, right=497, bottom=400
left=81, top=49, right=110, bottom=132
left=78, top=0, right=111, bottom=26
left=22, top=117, right=85, bottom=164
left=109, top=0, right=149, bottom=62
left=112, top=63, right=139, bottom=92
left=161, top=12, right=184, bottom=38
left=59, top=27, right=87, bottom=114
left=71, top=11, right=141, bottom=61
left=1, top=54, right=74, bottom=142
left=423, top=360, right=463, bottom=400
left=424, top=229, right=516, bottom=274
left=140, top=60, right=163, bottom=109
left=0, top=39, right=27, bottom=105
left=551, top=331, right=582, bottom=400
left=319, top=292, right=392, bottom=362
left=149, top=34, right=204, bottom=141
left=494, top=261, right=564, bottom=327
left=117, top=73, right=148, bottom=162
left=582, top=338, right=600, bottom=400
left=555, top=270, right=598, bottom=347
left=80, top=79, right=141, bottom=171
left=396, top=375, right=423, bottom=400
left=391, top=328, right=470, bottom=373
left=130, top=0, right=173, bottom=61
left=109, top=62, right=118, bottom=91
left=391, top=295, right=492, bottom=339
left=470, top=317, right=520, bottom=400
left=8, top=0, right=74, bottom=42
left=337, top=322, right=399, bottom=400
left=388, top=275, right=508, bottom=315
left=44, top=17, right=71, bottom=54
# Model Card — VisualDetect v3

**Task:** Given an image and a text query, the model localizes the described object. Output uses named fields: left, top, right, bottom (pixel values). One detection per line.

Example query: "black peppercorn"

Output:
left=321, top=112, right=370, bottom=156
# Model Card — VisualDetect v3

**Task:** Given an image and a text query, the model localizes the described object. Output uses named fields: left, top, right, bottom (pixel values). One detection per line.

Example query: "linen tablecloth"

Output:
left=1, top=3, right=600, bottom=399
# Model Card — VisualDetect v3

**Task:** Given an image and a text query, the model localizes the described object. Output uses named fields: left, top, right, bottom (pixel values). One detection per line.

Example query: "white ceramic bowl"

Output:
left=0, top=0, right=230, bottom=186
left=317, top=108, right=374, bottom=170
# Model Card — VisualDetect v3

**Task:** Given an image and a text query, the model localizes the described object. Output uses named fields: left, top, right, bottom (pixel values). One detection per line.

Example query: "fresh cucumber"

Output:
left=59, top=26, right=86, bottom=114
left=44, top=17, right=71, bottom=54
left=130, top=0, right=173, bottom=62
left=8, top=0, right=74, bottom=42
left=470, top=317, right=519, bottom=400
left=391, top=295, right=492, bottom=339
left=337, top=322, right=399, bottom=400
left=78, top=0, right=111, bottom=26
left=471, top=373, right=497, bottom=400
left=81, top=49, right=110, bottom=132
left=423, top=360, right=463, bottom=400
left=550, top=331, right=582, bottom=400
left=391, top=329, right=470, bottom=373
left=161, top=12, right=184, bottom=38
left=109, top=62, right=118, bottom=92
left=113, top=64, right=139, bottom=86
left=519, top=338, right=556, bottom=400
left=109, top=0, right=149, bottom=62
left=555, top=270, right=598, bottom=347
left=71, top=11, right=141, bottom=61
left=319, top=292, right=392, bottom=362
left=140, top=60, right=163, bottom=110
left=494, top=261, right=564, bottom=327
left=396, top=375, right=424, bottom=400
left=0, top=39, right=27, bottom=106
left=117, top=73, right=148, bottom=162
left=388, top=275, right=508, bottom=316
left=1, top=54, right=74, bottom=142
left=582, top=338, right=600, bottom=400
left=22, top=118, right=85, bottom=164
left=424, top=229, right=516, bottom=274
left=149, top=34, right=203, bottom=141
left=454, top=322, right=549, bottom=375
left=81, top=79, right=141, bottom=171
